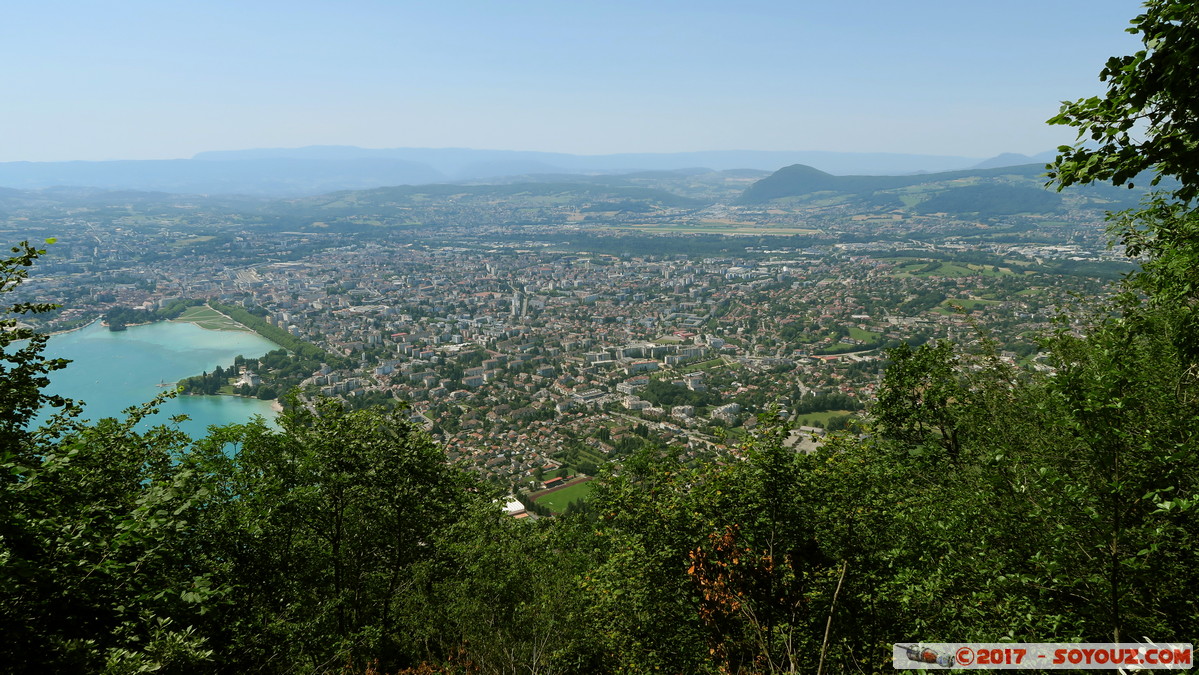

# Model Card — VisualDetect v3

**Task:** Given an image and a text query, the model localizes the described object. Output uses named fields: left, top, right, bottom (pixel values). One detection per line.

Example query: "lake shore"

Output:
left=47, top=317, right=101, bottom=337
left=183, top=390, right=285, bottom=414
left=39, top=319, right=281, bottom=438
left=170, top=304, right=255, bottom=332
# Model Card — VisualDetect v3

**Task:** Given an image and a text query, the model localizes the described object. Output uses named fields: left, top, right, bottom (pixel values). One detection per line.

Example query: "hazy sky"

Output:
left=1, top=1, right=1145, bottom=162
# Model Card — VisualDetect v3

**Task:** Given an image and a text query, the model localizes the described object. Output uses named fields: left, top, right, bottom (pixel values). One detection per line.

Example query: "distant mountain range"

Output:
left=0, top=145, right=1061, bottom=197
left=0, top=158, right=1151, bottom=227
left=972, top=150, right=1060, bottom=169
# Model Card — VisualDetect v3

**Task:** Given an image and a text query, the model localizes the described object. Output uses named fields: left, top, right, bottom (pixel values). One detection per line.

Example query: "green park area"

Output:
left=687, top=357, right=730, bottom=372
left=794, top=409, right=857, bottom=427
left=533, top=480, right=594, bottom=513
left=175, top=305, right=251, bottom=331
left=934, top=297, right=1003, bottom=314
left=847, top=326, right=883, bottom=342
left=887, top=259, right=1018, bottom=279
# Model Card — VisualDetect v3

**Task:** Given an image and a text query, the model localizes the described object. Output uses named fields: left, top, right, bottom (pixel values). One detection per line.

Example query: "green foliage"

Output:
left=2, top=393, right=216, bottom=673
left=912, top=184, right=1062, bottom=216
left=639, top=379, right=719, bottom=409
left=1026, top=309, right=1199, bottom=641
left=0, top=241, right=69, bottom=450
left=1049, top=0, right=1199, bottom=359
left=178, top=364, right=230, bottom=395
left=1107, top=197, right=1199, bottom=357
left=409, top=511, right=601, bottom=673
left=872, top=340, right=969, bottom=459
left=207, top=301, right=330, bottom=362
left=179, top=397, right=480, bottom=672
left=790, top=392, right=864, bottom=415
left=1048, top=0, right=1199, bottom=201
left=102, top=300, right=201, bottom=331
left=582, top=448, right=713, bottom=673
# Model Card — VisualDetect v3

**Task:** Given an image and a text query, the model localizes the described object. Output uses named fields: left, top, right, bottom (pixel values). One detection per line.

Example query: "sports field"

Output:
left=533, top=480, right=594, bottom=513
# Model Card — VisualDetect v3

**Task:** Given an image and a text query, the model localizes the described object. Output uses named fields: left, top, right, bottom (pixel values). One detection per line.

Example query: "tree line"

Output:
left=103, top=298, right=202, bottom=331
left=207, top=300, right=330, bottom=363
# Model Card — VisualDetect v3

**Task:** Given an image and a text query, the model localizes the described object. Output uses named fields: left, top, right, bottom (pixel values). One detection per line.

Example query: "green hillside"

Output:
left=736, top=162, right=1047, bottom=204
left=913, top=183, right=1062, bottom=215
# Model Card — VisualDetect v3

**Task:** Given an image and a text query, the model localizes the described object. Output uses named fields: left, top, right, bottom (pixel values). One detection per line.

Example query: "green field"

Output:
left=964, top=263, right=1017, bottom=277
left=175, top=305, right=251, bottom=331
left=822, top=342, right=857, bottom=352
left=847, top=326, right=882, bottom=342
left=936, top=297, right=1002, bottom=314
left=533, top=480, right=594, bottom=513
left=795, top=409, right=857, bottom=427
left=687, top=357, right=729, bottom=372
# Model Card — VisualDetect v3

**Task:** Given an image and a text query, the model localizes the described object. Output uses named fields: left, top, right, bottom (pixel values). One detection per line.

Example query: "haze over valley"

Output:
left=0, top=145, right=1063, bottom=196
left=4, top=149, right=1137, bottom=470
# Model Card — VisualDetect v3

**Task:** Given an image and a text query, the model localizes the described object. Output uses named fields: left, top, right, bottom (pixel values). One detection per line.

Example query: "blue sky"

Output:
left=1, top=1, right=1144, bottom=161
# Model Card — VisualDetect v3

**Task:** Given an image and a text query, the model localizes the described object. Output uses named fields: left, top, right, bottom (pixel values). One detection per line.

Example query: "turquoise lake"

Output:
left=37, top=320, right=280, bottom=439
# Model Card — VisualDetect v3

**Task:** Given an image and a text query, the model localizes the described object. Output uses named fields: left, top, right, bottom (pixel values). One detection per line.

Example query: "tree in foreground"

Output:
left=1048, top=0, right=1199, bottom=359
left=2, top=242, right=216, bottom=673
left=0, top=240, right=69, bottom=450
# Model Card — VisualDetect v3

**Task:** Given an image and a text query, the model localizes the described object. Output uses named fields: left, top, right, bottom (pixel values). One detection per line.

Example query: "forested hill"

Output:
left=735, top=162, right=1165, bottom=218
left=737, top=163, right=1049, bottom=204
left=911, top=183, right=1063, bottom=216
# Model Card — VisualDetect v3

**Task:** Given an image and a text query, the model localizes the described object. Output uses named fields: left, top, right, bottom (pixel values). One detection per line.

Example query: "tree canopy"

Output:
left=1049, top=0, right=1199, bottom=359
left=1048, top=0, right=1199, bottom=202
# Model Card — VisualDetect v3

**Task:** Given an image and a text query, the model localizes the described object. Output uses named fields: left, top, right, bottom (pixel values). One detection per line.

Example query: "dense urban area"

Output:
left=4, top=163, right=1133, bottom=506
